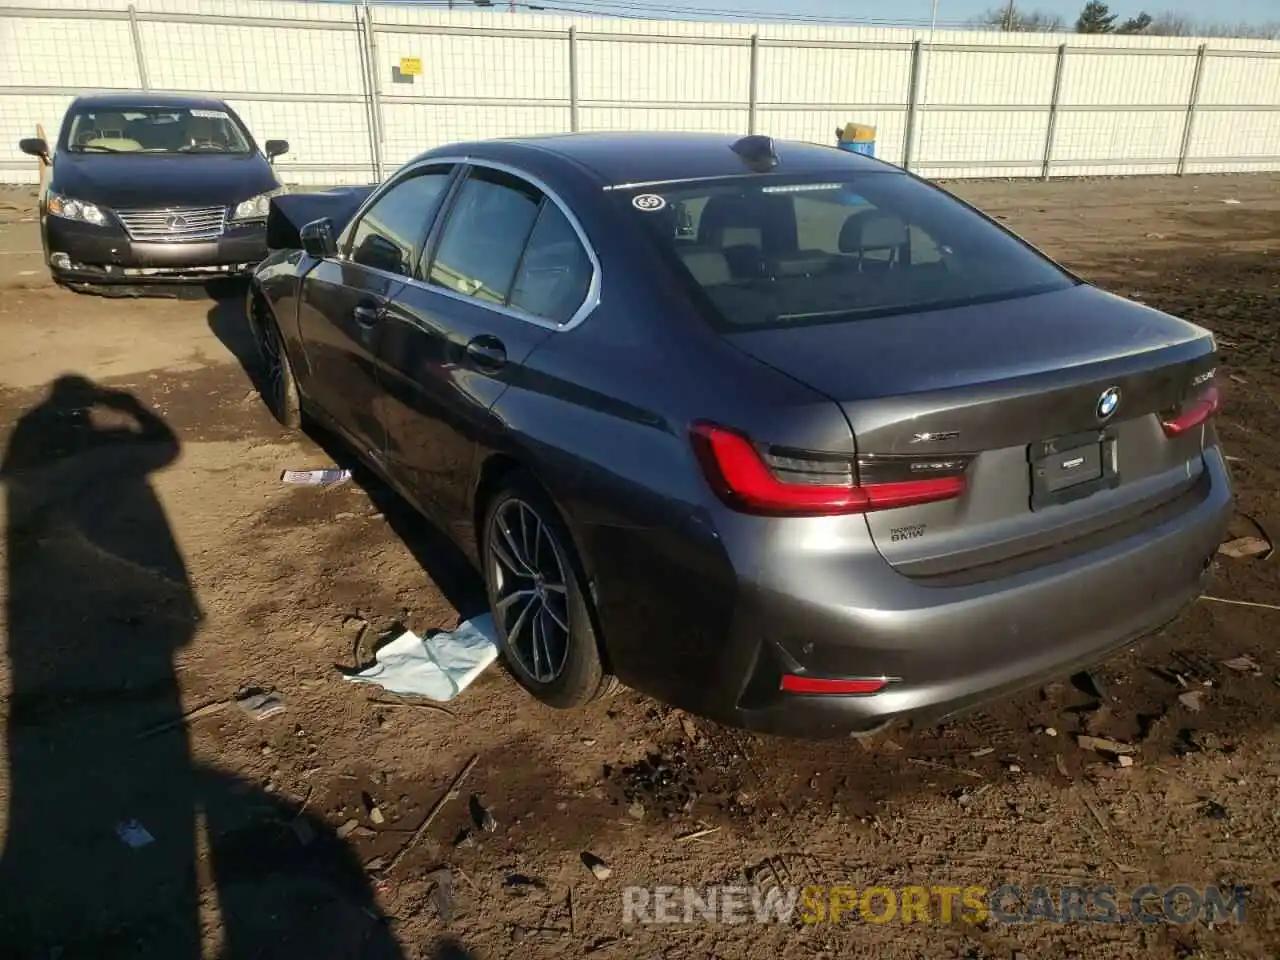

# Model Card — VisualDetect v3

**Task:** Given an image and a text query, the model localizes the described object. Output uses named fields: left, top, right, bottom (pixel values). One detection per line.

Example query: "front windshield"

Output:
left=623, top=172, right=1076, bottom=330
left=62, top=106, right=252, bottom=155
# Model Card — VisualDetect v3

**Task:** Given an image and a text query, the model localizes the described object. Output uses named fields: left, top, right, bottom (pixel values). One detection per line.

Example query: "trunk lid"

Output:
left=724, top=284, right=1220, bottom=578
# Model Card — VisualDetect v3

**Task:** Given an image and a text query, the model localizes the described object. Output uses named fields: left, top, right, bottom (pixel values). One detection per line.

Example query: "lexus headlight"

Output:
left=231, top=186, right=287, bottom=223
left=47, top=192, right=108, bottom=226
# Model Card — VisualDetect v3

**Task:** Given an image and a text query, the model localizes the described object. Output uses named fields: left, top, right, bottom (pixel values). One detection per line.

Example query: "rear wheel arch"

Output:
left=472, top=453, right=613, bottom=675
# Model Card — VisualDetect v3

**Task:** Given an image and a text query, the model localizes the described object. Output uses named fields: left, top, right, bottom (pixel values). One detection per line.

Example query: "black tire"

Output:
left=249, top=289, right=301, bottom=430
left=481, top=473, right=615, bottom=709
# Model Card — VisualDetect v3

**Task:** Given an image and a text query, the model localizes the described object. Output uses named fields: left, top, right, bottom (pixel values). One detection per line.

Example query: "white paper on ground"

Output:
left=280, top=468, right=352, bottom=486
left=344, top=614, right=499, bottom=702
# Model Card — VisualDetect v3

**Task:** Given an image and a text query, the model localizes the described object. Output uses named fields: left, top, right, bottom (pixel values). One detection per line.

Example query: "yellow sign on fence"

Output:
left=399, top=57, right=422, bottom=77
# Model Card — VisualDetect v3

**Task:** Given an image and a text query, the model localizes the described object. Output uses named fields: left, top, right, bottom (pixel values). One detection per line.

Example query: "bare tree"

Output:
left=1142, top=11, right=1280, bottom=39
left=1117, top=11, right=1153, bottom=33
left=968, top=4, right=1065, bottom=31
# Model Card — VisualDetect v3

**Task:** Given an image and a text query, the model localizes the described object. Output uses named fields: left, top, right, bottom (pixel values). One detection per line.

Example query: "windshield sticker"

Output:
left=190, top=109, right=231, bottom=120
left=632, top=193, right=667, bottom=212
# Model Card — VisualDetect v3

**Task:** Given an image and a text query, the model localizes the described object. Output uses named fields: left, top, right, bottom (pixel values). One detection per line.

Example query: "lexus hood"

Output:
left=50, top=152, right=280, bottom=209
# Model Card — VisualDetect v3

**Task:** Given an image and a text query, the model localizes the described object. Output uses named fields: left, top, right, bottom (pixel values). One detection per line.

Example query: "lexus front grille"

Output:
left=114, top=205, right=227, bottom=243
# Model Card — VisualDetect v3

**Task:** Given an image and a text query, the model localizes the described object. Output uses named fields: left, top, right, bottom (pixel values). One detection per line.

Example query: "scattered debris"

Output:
left=1116, top=755, right=1135, bottom=768
left=425, top=867, right=455, bottom=921
left=384, top=753, right=479, bottom=874
left=1202, top=596, right=1280, bottom=612
left=1178, top=690, right=1206, bottom=713
left=343, top=615, right=499, bottom=702
left=343, top=615, right=369, bottom=636
left=676, top=825, right=721, bottom=843
left=236, top=690, right=287, bottom=721
left=336, top=818, right=360, bottom=840
left=280, top=467, right=352, bottom=485
left=616, top=752, right=697, bottom=819
left=1055, top=754, right=1070, bottom=778
left=969, top=746, right=995, bottom=758
left=908, top=757, right=984, bottom=779
left=134, top=698, right=230, bottom=739
left=1222, top=655, right=1262, bottom=674
left=1071, top=670, right=1109, bottom=701
left=1222, top=198, right=1241, bottom=204
left=678, top=713, right=699, bottom=743
left=453, top=827, right=475, bottom=848
left=957, top=784, right=992, bottom=808
left=369, top=806, right=386, bottom=825
left=1172, top=728, right=1204, bottom=757
left=1005, top=762, right=1022, bottom=774
left=470, top=795, right=498, bottom=833
left=505, top=873, right=546, bottom=891
left=290, top=818, right=316, bottom=846
left=582, top=852, right=612, bottom=881
left=1218, top=536, right=1271, bottom=559
left=1076, top=735, right=1136, bottom=757
left=363, top=856, right=386, bottom=872
left=1202, top=800, right=1229, bottom=820
left=116, top=820, right=155, bottom=849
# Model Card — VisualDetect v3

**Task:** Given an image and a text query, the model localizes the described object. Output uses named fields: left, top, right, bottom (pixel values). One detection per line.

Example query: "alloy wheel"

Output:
left=488, top=498, right=571, bottom=683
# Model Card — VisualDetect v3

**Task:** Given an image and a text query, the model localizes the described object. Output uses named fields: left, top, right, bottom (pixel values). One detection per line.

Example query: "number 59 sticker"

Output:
left=632, top=193, right=666, bottom=212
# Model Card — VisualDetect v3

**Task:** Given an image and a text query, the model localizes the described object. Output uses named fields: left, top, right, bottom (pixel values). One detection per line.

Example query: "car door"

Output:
left=375, top=163, right=597, bottom=538
left=295, top=164, right=457, bottom=463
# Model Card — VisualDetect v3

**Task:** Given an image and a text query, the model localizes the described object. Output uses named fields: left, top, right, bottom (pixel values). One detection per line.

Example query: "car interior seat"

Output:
left=837, top=210, right=910, bottom=273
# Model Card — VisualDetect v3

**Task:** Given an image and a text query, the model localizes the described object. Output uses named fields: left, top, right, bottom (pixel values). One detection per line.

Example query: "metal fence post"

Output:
left=902, top=40, right=923, bottom=171
left=358, top=4, right=385, bottom=181
left=1041, top=43, right=1067, bottom=181
left=127, top=4, right=150, bottom=90
left=568, top=26, right=579, bottom=132
left=748, top=33, right=759, bottom=135
left=1177, top=44, right=1208, bottom=177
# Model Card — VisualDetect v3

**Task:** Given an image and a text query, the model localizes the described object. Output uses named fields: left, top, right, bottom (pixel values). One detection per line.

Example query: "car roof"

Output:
left=68, top=92, right=231, bottom=112
left=419, top=131, right=894, bottom=189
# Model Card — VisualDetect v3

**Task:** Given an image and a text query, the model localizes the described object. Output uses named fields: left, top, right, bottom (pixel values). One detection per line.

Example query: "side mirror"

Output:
left=264, top=139, right=289, bottom=160
left=19, top=137, right=49, bottom=161
left=300, top=218, right=337, bottom=259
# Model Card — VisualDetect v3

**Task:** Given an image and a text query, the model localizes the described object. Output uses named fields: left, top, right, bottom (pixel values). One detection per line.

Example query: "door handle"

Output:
left=465, top=335, right=507, bottom=370
left=353, top=303, right=380, bottom=328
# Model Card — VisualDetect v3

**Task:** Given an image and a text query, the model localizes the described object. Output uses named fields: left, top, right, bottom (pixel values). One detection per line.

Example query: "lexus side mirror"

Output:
left=19, top=137, right=49, bottom=161
left=300, top=218, right=337, bottom=259
left=264, top=139, right=289, bottom=160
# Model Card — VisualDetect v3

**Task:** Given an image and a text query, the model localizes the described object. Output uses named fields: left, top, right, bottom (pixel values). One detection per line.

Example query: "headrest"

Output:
left=839, top=211, right=909, bottom=253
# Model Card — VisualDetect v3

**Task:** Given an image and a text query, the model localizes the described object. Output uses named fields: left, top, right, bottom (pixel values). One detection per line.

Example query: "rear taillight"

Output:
left=689, top=422, right=968, bottom=516
left=1161, top=384, right=1220, bottom=437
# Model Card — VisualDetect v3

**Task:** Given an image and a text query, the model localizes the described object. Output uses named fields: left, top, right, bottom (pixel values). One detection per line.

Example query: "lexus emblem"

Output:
left=165, top=215, right=187, bottom=230
left=1096, top=386, right=1121, bottom=421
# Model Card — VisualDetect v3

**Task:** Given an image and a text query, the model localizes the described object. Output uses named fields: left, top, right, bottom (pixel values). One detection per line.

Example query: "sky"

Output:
left=388, top=0, right=1274, bottom=29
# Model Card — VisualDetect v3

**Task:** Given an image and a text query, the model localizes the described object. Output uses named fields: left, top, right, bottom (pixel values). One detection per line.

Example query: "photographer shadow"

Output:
left=0, top=375, right=403, bottom=958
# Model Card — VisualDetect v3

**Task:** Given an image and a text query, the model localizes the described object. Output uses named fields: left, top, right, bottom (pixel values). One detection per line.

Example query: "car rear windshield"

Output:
left=62, top=106, right=252, bottom=155
left=620, top=173, right=1076, bottom=329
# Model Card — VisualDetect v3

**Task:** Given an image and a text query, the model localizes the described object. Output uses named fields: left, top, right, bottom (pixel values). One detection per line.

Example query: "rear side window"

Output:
left=428, top=169, right=542, bottom=304
left=509, top=204, right=593, bottom=324
left=426, top=166, right=594, bottom=324
left=348, top=167, right=453, bottom=276
left=624, top=174, right=1075, bottom=329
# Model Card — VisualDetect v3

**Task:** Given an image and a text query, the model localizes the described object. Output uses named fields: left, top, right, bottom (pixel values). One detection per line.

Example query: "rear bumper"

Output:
left=595, top=449, right=1233, bottom=739
left=45, top=215, right=266, bottom=284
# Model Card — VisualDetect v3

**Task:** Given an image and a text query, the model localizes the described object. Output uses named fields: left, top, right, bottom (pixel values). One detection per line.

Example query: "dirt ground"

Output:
left=0, top=172, right=1279, bottom=960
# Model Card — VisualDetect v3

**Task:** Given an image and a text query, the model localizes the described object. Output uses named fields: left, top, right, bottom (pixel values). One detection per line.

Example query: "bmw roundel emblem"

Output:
left=1096, top=386, right=1121, bottom=421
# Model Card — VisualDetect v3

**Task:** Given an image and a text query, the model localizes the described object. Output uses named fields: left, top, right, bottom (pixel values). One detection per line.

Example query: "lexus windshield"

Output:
left=62, top=106, right=253, bottom=155
left=622, top=172, right=1077, bottom=330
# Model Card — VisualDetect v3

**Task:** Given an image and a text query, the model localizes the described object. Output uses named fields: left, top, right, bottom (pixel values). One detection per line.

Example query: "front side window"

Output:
left=348, top=168, right=454, bottom=276
left=623, top=173, right=1075, bottom=330
left=62, top=106, right=252, bottom=155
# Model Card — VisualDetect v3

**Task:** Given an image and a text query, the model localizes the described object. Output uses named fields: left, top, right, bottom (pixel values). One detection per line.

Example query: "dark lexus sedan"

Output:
left=18, top=93, right=289, bottom=292
left=249, top=131, right=1232, bottom=738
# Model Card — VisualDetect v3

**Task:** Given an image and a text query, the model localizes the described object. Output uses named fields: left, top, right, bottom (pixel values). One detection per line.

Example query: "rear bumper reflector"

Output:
left=780, top=674, right=889, bottom=695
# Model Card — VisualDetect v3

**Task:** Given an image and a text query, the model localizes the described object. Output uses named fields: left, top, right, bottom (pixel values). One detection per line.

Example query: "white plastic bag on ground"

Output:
left=344, top=614, right=499, bottom=702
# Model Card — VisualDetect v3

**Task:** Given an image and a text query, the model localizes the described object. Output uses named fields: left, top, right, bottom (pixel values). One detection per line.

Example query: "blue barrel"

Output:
left=839, top=139, right=876, bottom=157
left=836, top=123, right=876, bottom=158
